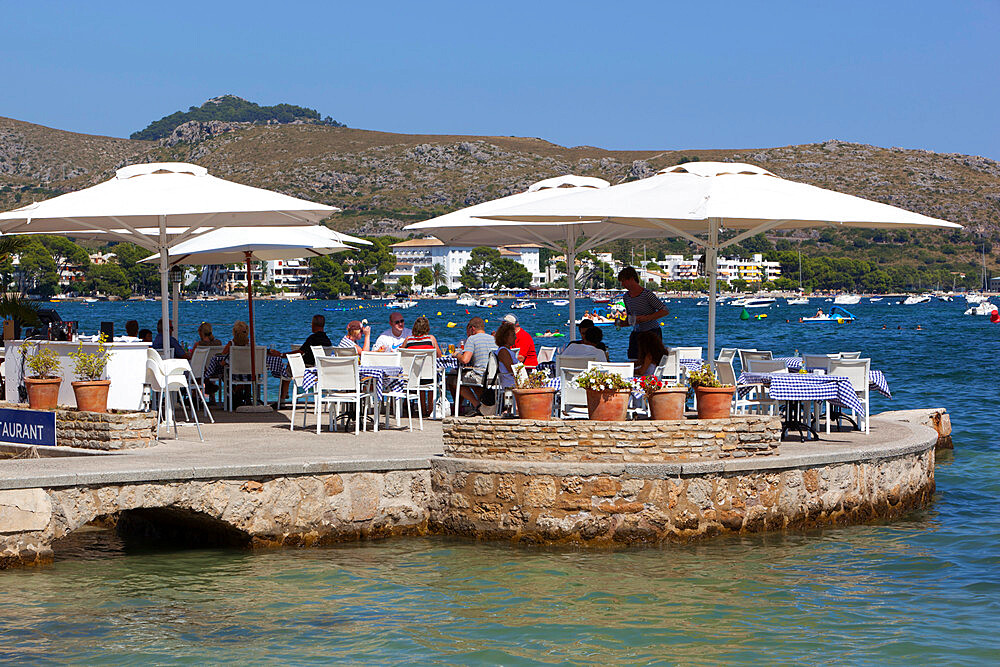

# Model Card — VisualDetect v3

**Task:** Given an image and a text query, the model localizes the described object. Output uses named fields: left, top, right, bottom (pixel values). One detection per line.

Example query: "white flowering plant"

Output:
left=515, top=364, right=551, bottom=390
left=573, top=368, right=632, bottom=392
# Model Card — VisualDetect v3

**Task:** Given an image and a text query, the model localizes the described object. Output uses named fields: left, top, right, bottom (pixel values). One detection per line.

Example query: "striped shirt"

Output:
left=338, top=335, right=358, bottom=350
left=622, top=288, right=666, bottom=332
left=465, top=332, right=497, bottom=372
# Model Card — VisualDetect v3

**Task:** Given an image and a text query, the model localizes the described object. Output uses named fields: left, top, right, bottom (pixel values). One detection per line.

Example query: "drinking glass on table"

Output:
left=448, top=343, right=456, bottom=354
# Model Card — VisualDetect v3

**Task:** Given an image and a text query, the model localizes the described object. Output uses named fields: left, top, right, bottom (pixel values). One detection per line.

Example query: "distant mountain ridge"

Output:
left=0, top=110, right=997, bottom=281
left=129, top=95, right=345, bottom=141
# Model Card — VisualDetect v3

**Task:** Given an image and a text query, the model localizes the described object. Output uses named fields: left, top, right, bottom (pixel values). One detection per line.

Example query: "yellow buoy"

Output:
left=436, top=311, right=441, bottom=316
left=447, top=322, right=457, bottom=328
left=837, top=317, right=844, bottom=323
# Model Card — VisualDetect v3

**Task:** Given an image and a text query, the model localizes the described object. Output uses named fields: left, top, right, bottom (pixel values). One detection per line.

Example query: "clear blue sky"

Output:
left=4, top=1, right=998, bottom=159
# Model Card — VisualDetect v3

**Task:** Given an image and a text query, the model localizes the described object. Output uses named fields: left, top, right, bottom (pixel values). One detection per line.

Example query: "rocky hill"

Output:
left=1, top=114, right=997, bottom=276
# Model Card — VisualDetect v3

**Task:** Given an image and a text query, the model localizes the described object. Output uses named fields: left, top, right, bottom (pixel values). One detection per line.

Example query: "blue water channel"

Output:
left=1, top=297, right=997, bottom=664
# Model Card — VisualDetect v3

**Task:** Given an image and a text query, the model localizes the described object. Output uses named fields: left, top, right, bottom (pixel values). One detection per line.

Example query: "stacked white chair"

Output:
left=285, top=352, right=315, bottom=431
left=315, top=356, right=371, bottom=434
left=145, top=356, right=203, bottom=441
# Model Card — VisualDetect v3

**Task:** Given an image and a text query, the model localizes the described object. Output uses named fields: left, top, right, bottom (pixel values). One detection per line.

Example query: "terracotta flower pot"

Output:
left=513, top=387, right=556, bottom=420
left=71, top=380, right=111, bottom=413
left=586, top=389, right=630, bottom=421
left=694, top=386, right=736, bottom=419
left=25, top=377, right=62, bottom=410
left=648, top=386, right=688, bottom=420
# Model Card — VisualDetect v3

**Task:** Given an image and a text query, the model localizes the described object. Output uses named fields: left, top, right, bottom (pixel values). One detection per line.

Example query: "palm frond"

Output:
left=0, top=292, right=41, bottom=326
left=0, top=235, right=31, bottom=259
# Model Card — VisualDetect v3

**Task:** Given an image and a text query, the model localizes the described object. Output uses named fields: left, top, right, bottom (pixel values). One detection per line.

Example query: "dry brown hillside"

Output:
left=1, top=117, right=998, bottom=272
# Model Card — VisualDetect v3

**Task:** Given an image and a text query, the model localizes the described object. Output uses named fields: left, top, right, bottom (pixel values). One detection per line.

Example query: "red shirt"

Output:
left=514, top=327, right=537, bottom=367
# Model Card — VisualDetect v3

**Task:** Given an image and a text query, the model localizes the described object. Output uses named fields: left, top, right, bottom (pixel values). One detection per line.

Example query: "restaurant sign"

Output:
left=0, top=407, right=56, bottom=447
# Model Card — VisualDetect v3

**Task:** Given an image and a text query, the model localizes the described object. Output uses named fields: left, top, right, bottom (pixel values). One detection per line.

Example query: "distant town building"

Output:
left=389, top=238, right=544, bottom=289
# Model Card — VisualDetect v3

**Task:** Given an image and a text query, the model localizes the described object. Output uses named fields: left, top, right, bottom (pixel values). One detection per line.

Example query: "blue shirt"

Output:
left=152, top=334, right=186, bottom=359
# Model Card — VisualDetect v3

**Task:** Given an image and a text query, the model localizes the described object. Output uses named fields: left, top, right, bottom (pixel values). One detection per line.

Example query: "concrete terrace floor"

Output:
left=0, top=411, right=933, bottom=490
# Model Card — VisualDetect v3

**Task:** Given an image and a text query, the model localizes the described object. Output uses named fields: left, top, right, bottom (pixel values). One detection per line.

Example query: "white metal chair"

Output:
left=384, top=351, right=435, bottom=430
left=226, top=346, right=268, bottom=410
left=361, top=351, right=401, bottom=367
left=720, top=357, right=777, bottom=415
left=332, top=347, right=357, bottom=358
left=828, top=358, right=871, bottom=434
left=145, top=359, right=203, bottom=441
left=838, top=351, right=862, bottom=359
left=739, top=349, right=773, bottom=372
left=315, top=356, right=371, bottom=435
left=559, top=366, right=589, bottom=418
left=803, top=354, right=834, bottom=372
left=746, top=359, right=788, bottom=374
left=399, top=349, right=438, bottom=420
left=555, top=354, right=591, bottom=377
left=284, top=352, right=315, bottom=431
left=537, top=346, right=557, bottom=364
left=717, top=347, right=737, bottom=362
left=587, top=361, right=635, bottom=379
left=672, top=346, right=703, bottom=362
left=310, top=345, right=328, bottom=362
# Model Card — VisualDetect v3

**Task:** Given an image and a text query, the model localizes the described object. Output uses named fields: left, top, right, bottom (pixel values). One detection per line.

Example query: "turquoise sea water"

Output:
left=1, top=298, right=998, bottom=664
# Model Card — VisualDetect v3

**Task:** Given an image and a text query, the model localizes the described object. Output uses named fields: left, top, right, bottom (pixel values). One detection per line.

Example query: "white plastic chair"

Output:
left=838, top=351, right=862, bottom=359
left=315, top=356, right=371, bottom=435
left=587, top=361, right=635, bottom=379
left=285, top=352, right=315, bottom=431
left=559, top=366, right=589, bottom=419
left=803, top=354, right=834, bottom=372
left=746, top=359, right=789, bottom=374
left=361, top=351, right=401, bottom=367
left=310, top=346, right=327, bottom=362
left=226, top=346, right=268, bottom=410
left=399, top=349, right=438, bottom=420
left=145, top=359, right=203, bottom=441
left=720, top=357, right=777, bottom=415
left=672, top=346, right=703, bottom=362
left=537, top=346, right=557, bottom=364
left=332, top=347, right=357, bottom=358
left=828, top=358, right=871, bottom=434
left=738, top=349, right=772, bottom=372
left=555, top=354, right=591, bottom=377
left=384, top=351, right=435, bottom=430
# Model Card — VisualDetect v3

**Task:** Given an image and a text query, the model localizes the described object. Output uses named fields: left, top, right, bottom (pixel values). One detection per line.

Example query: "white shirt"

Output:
left=374, top=327, right=412, bottom=351
left=559, top=343, right=607, bottom=362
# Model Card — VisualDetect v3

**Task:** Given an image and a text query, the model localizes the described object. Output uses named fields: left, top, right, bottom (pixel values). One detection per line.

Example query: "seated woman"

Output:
left=400, top=316, right=442, bottom=357
left=494, top=321, right=518, bottom=393
left=561, top=326, right=608, bottom=362
left=221, top=321, right=249, bottom=355
left=188, top=322, right=221, bottom=359
left=633, top=329, right=667, bottom=376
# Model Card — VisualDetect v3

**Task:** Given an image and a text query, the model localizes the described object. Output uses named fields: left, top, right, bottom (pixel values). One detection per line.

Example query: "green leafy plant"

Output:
left=24, top=344, right=61, bottom=379
left=68, top=333, right=112, bottom=381
left=687, top=363, right=733, bottom=389
left=515, top=365, right=551, bottom=390
left=573, top=368, right=633, bottom=392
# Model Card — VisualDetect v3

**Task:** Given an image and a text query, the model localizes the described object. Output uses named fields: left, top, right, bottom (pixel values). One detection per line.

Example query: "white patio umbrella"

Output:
left=404, top=175, right=658, bottom=338
left=0, top=162, right=339, bottom=360
left=479, top=162, right=962, bottom=361
left=142, top=226, right=361, bottom=409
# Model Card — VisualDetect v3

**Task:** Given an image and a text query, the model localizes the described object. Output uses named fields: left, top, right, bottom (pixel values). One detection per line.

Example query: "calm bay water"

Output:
left=1, top=297, right=997, bottom=664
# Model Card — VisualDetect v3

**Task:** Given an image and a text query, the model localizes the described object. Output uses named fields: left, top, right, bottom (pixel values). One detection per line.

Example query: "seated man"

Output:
left=448, top=317, right=496, bottom=415
left=125, top=319, right=139, bottom=338
left=560, top=326, right=608, bottom=362
left=373, top=312, right=412, bottom=351
left=275, top=314, right=332, bottom=402
left=562, top=319, right=609, bottom=359
left=151, top=319, right=186, bottom=359
left=503, top=314, right=537, bottom=367
left=338, top=320, right=371, bottom=354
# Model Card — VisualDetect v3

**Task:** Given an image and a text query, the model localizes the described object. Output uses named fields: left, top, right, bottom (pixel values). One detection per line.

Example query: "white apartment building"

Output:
left=265, top=259, right=311, bottom=296
left=389, top=238, right=544, bottom=289
left=716, top=253, right=781, bottom=284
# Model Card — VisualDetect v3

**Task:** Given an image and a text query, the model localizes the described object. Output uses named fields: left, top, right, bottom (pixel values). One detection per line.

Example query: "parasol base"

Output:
left=236, top=404, right=273, bottom=413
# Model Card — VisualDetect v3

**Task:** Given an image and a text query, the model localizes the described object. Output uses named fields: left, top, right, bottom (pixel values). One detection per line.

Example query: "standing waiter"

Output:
left=616, top=266, right=670, bottom=360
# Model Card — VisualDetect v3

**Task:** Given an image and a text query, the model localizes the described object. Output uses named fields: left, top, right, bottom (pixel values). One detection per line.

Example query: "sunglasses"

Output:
left=391, top=319, right=404, bottom=324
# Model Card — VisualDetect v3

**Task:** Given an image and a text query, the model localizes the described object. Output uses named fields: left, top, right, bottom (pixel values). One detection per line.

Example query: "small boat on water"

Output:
left=455, top=293, right=476, bottom=307
left=869, top=297, right=884, bottom=302
left=964, top=294, right=989, bottom=304
left=475, top=296, right=498, bottom=308
left=388, top=299, right=417, bottom=309
left=548, top=299, right=569, bottom=306
left=731, top=296, right=776, bottom=308
left=834, top=294, right=862, bottom=305
left=802, top=306, right=856, bottom=323
left=786, top=297, right=809, bottom=305
left=963, top=302, right=998, bottom=316
left=591, top=296, right=611, bottom=304
left=902, top=295, right=931, bottom=305
left=511, top=299, right=536, bottom=309
left=83, top=297, right=98, bottom=304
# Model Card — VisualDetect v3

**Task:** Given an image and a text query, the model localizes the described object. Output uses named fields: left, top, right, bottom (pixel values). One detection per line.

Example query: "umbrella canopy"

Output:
left=480, top=162, right=962, bottom=362
left=404, top=174, right=642, bottom=338
left=142, top=226, right=367, bottom=266
left=0, top=162, right=339, bottom=360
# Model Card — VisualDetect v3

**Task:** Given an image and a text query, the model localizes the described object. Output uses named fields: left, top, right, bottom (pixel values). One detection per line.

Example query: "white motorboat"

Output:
left=455, top=293, right=476, bottom=307
left=963, top=302, right=998, bottom=316
left=548, top=299, right=569, bottom=306
left=964, top=294, right=989, bottom=304
left=786, top=297, right=809, bottom=305
left=387, top=299, right=417, bottom=309
left=511, top=299, right=536, bottom=309
left=802, top=306, right=856, bottom=323
left=731, top=296, right=776, bottom=308
left=902, top=295, right=931, bottom=305
left=475, top=296, right=498, bottom=308
left=833, top=294, right=862, bottom=305
left=869, top=297, right=883, bottom=302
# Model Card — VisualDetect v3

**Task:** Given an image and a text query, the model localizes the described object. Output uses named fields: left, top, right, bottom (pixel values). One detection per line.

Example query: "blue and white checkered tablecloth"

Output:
left=204, top=353, right=285, bottom=379
left=738, top=372, right=865, bottom=414
left=301, top=365, right=404, bottom=402
left=774, top=358, right=891, bottom=397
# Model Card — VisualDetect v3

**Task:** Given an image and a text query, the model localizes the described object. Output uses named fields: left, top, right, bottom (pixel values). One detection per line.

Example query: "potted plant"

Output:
left=574, top=368, right=633, bottom=421
left=638, top=374, right=688, bottom=420
left=512, top=365, right=556, bottom=420
left=687, top=363, right=736, bottom=419
left=23, top=344, right=62, bottom=410
left=68, top=333, right=113, bottom=413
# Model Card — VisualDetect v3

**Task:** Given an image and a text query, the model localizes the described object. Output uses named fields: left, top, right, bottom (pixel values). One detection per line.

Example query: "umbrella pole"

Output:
left=566, top=230, right=577, bottom=341
left=707, top=218, right=719, bottom=368
left=245, top=251, right=258, bottom=407
left=158, top=215, right=175, bottom=428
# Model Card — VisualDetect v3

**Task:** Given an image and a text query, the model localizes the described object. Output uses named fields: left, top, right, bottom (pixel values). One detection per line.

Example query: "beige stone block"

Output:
left=0, top=489, right=52, bottom=533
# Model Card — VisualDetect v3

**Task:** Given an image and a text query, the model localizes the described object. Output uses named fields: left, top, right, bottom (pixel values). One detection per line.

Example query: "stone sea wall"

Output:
left=443, top=416, right=782, bottom=462
left=0, top=403, right=155, bottom=451
left=429, top=450, right=935, bottom=545
left=0, top=469, right=432, bottom=568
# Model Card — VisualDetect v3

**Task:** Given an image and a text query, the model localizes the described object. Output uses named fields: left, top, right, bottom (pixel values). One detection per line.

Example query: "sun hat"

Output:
left=503, top=314, right=518, bottom=324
